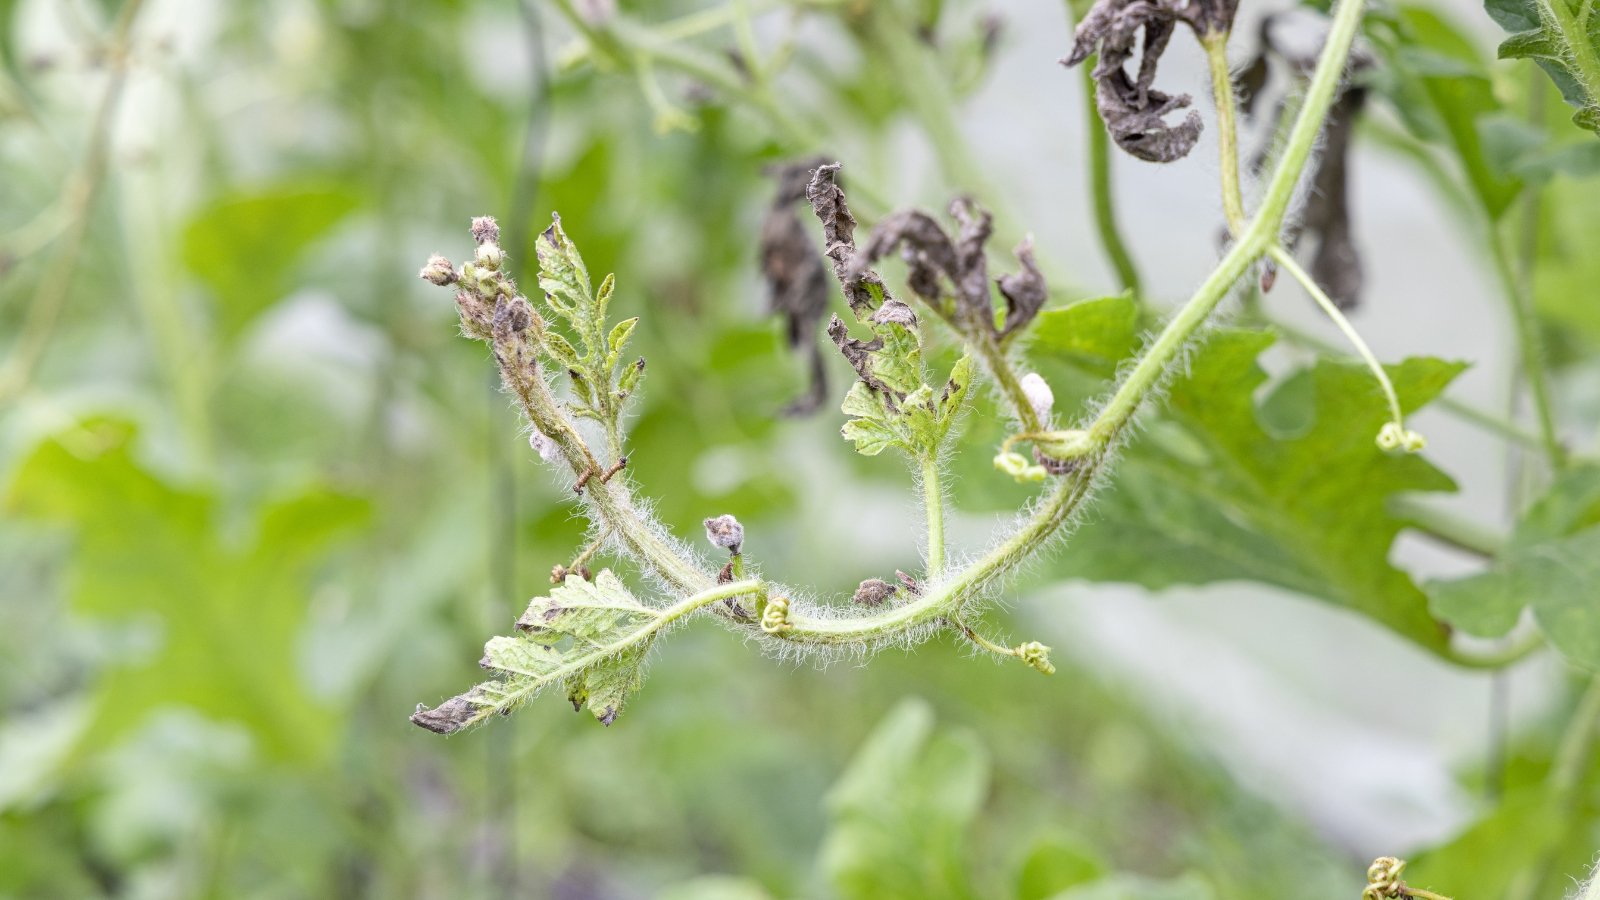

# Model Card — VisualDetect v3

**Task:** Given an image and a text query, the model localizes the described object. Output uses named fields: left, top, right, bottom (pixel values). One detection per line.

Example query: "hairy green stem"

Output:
left=1537, top=0, right=1600, bottom=104
left=0, top=0, right=145, bottom=402
left=500, top=0, right=1373, bottom=654
left=922, top=457, right=946, bottom=575
left=780, top=0, right=1371, bottom=647
left=977, top=334, right=1045, bottom=433
left=1202, top=32, right=1247, bottom=235
left=1080, top=62, right=1143, bottom=295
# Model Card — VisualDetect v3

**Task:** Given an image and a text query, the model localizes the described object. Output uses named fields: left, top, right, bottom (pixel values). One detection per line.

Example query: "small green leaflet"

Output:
left=1428, top=465, right=1600, bottom=670
left=1484, top=0, right=1600, bottom=135
left=413, top=570, right=663, bottom=731
left=839, top=355, right=974, bottom=460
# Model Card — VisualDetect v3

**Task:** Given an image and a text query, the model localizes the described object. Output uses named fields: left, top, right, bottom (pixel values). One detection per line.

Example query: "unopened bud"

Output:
left=476, top=242, right=506, bottom=271
left=1020, top=372, right=1054, bottom=426
left=703, top=514, right=744, bottom=554
left=853, top=578, right=895, bottom=607
left=470, top=216, right=500, bottom=245
left=419, top=254, right=457, bottom=286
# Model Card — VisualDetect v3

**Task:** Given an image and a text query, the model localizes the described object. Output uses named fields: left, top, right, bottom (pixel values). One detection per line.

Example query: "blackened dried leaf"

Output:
left=857, top=209, right=960, bottom=307
left=1063, top=0, right=1229, bottom=163
left=411, top=694, right=480, bottom=734
left=762, top=159, right=834, bottom=416
left=1298, top=84, right=1366, bottom=309
left=807, top=164, right=894, bottom=316
left=949, top=199, right=995, bottom=329
left=1244, top=21, right=1371, bottom=309
left=870, top=299, right=919, bottom=328
left=997, top=237, right=1048, bottom=339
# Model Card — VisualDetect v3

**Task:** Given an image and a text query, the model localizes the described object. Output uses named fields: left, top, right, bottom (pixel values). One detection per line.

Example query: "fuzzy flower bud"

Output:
left=419, top=254, right=458, bottom=286
left=1016, top=641, right=1055, bottom=675
left=1020, top=372, right=1054, bottom=426
left=476, top=241, right=506, bottom=271
left=470, top=216, right=500, bottom=245
left=703, top=514, right=744, bottom=554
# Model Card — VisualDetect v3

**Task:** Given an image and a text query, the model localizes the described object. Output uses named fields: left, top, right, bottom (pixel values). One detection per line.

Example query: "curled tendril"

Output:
left=761, top=596, right=792, bottom=634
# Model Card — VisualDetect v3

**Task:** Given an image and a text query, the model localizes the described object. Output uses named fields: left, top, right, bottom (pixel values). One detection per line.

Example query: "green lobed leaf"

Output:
left=820, top=698, right=988, bottom=900
left=1428, top=465, right=1600, bottom=670
left=4, top=420, right=366, bottom=762
left=181, top=182, right=361, bottom=338
left=1055, top=329, right=1464, bottom=655
left=1029, top=293, right=1142, bottom=375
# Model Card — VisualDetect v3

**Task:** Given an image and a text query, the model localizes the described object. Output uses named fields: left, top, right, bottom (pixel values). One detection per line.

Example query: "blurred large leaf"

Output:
left=821, top=698, right=988, bottom=900
left=1056, top=329, right=1463, bottom=655
left=181, top=183, right=361, bottom=338
left=1369, top=5, right=1524, bottom=217
left=1405, top=783, right=1599, bottom=897
left=1428, top=465, right=1600, bottom=670
left=6, top=420, right=365, bottom=761
left=1484, top=0, right=1600, bottom=134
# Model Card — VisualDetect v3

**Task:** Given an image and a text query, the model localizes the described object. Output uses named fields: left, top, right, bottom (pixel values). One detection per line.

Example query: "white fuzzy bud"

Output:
left=1020, top=372, right=1054, bottom=427
left=702, top=514, right=744, bottom=554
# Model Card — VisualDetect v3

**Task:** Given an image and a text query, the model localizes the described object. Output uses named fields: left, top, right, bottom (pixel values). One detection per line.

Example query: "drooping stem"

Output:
left=475, top=578, right=764, bottom=718
left=1202, top=32, right=1247, bottom=235
left=1488, top=208, right=1565, bottom=471
left=1268, top=245, right=1406, bottom=429
left=0, top=0, right=146, bottom=402
left=1080, top=62, right=1143, bottom=295
left=922, top=457, right=946, bottom=575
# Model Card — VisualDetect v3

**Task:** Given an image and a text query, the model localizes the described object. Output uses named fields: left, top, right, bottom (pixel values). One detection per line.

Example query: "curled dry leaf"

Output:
left=761, top=158, right=833, bottom=415
left=1062, top=0, right=1240, bottom=163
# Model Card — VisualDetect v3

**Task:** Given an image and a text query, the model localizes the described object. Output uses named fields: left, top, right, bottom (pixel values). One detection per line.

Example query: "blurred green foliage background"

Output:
left=3, top=0, right=1600, bottom=898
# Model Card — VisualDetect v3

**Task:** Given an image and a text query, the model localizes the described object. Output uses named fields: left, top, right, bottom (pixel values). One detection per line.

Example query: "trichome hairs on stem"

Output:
left=410, top=0, right=1424, bottom=733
